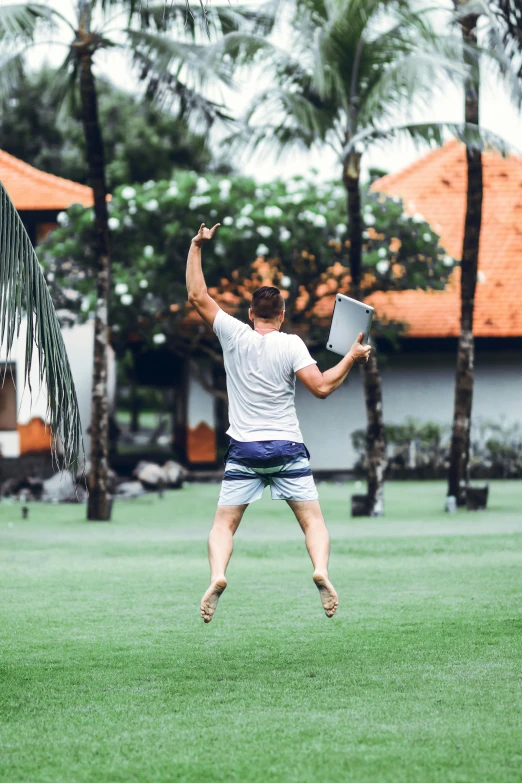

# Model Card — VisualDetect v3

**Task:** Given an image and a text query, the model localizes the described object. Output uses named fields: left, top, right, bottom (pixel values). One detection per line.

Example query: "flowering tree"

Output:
left=44, top=171, right=454, bottom=353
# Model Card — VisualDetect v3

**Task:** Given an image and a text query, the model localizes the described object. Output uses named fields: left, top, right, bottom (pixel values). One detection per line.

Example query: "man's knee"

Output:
left=287, top=499, right=325, bottom=529
left=212, top=504, right=247, bottom=533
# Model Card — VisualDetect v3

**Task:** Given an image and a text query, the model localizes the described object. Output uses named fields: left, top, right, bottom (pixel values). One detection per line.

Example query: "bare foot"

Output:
left=200, top=577, right=227, bottom=623
left=313, top=571, right=338, bottom=618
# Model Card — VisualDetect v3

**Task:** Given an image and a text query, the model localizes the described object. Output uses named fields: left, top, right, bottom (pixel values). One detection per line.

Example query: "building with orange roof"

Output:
left=0, top=149, right=93, bottom=245
left=369, top=139, right=522, bottom=339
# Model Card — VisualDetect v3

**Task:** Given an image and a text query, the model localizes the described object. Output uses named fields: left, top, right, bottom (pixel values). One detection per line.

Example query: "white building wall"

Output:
left=295, top=350, right=522, bottom=471
left=187, top=365, right=215, bottom=431
left=0, top=318, right=116, bottom=458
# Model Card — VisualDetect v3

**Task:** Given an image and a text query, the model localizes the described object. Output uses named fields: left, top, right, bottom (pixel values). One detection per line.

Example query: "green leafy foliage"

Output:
left=0, top=68, right=218, bottom=189
left=42, top=171, right=456, bottom=361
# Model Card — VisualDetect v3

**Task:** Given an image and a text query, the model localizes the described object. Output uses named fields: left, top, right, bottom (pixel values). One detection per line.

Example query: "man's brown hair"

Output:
left=251, top=286, right=285, bottom=320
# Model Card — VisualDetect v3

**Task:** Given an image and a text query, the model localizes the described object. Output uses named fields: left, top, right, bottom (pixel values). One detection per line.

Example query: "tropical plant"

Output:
left=0, top=181, right=82, bottom=469
left=0, top=0, right=274, bottom=519
left=40, top=170, right=456, bottom=460
left=229, top=0, right=492, bottom=516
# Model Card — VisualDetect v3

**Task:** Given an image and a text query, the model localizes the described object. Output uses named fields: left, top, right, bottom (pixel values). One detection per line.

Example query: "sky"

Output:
left=21, top=0, right=522, bottom=183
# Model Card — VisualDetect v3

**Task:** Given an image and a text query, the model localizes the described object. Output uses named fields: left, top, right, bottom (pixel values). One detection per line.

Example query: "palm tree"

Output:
left=0, top=181, right=82, bottom=470
left=0, top=0, right=274, bottom=519
left=447, top=2, right=483, bottom=507
left=234, top=0, right=476, bottom=516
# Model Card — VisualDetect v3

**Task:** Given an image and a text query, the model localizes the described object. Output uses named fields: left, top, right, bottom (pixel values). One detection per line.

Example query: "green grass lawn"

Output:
left=1, top=481, right=521, bottom=783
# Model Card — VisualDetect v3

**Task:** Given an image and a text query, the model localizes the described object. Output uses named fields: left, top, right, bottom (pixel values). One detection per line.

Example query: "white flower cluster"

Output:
left=298, top=210, right=327, bottom=228
left=166, top=183, right=179, bottom=198
left=108, top=217, right=120, bottom=231
left=256, top=243, right=269, bottom=256
left=376, top=260, right=389, bottom=275
left=286, top=178, right=304, bottom=194
left=257, top=225, right=272, bottom=238
left=56, top=211, right=68, bottom=227
left=189, top=195, right=211, bottom=210
left=223, top=216, right=234, bottom=226
left=196, top=177, right=210, bottom=195
left=115, top=283, right=128, bottom=296
left=144, top=245, right=154, bottom=258
left=236, top=216, right=254, bottom=229
left=264, top=205, right=283, bottom=218
left=144, top=199, right=159, bottom=212
left=240, top=203, right=254, bottom=216
left=121, top=186, right=136, bottom=200
left=153, top=333, right=166, bottom=345
left=219, top=179, right=232, bottom=198
left=279, top=227, right=291, bottom=241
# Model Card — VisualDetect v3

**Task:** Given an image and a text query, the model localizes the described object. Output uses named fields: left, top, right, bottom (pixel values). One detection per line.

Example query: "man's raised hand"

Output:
left=349, top=332, right=371, bottom=364
left=192, top=223, right=220, bottom=247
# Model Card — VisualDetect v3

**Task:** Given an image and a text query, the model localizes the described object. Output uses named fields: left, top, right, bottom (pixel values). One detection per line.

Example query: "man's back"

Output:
left=213, top=309, right=316, bottom=443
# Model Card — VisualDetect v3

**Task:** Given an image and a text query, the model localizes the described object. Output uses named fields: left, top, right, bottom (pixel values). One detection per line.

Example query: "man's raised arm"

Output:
left=186, top=222, right=221, bottom=328
left=297, top=333, right=371, bottom=399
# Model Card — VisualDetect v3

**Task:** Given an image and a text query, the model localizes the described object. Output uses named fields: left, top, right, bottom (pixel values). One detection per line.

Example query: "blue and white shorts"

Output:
left=217, top=438, right=319, bottom=506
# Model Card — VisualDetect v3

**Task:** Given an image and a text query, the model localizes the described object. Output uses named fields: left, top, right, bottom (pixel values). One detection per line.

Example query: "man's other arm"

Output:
left=296, top=333, right=371, bottom=399
left=186, top=222, right=221, bottom=328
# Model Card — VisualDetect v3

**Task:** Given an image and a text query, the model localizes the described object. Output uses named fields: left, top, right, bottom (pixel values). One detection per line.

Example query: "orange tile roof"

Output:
left=369, top=139, right=522, bottom=337
left=0, top=149, right=93, bottom=210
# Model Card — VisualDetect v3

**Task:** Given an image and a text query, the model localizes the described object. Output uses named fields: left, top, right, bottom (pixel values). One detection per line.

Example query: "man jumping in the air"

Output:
left=187, top=223, right=371, bottom=622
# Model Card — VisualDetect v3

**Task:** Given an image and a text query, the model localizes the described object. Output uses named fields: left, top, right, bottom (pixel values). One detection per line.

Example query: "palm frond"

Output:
left=0, top=2, right=51, bottom=38
left=343, top=121, right=514, bottom=158
left=477, top=0, right=522, bottom=108
left=0, top=49, right=25, bottom=103
left=126, top=27, right=234, bottom=86
left=134, top=0, right=278, bottom=38
left=359, top=50, right=469, bottom=127
left=246, top=85, right=338, bottom=148
left=0, top=181, right=83, bottom=470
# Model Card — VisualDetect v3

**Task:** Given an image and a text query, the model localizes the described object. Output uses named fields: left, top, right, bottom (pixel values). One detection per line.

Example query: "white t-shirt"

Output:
left=213, top=308, right=317, bottom=442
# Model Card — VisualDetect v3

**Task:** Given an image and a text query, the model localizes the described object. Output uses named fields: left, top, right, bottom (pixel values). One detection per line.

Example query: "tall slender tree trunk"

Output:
left=448, top=10, right=483, bottom=506
left=76, top=9, right=112, bottom=520
left=344, top=152, right=386, bottom=516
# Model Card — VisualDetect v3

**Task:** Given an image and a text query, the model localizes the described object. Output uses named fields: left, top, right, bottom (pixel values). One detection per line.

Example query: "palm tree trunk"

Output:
left=78, top=39, right=112, bottom=521
left=448, top=10, right=483, bottom=506
left=344, top=152, right=386, bottom=516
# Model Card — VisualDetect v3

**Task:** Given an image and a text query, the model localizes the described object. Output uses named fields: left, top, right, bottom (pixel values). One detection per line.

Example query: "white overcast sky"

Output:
left=22, top=0, right=522, bottom=182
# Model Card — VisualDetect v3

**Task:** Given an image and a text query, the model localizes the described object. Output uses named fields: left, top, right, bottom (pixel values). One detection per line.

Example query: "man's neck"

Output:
left=254, top=320, right=281, bottom=335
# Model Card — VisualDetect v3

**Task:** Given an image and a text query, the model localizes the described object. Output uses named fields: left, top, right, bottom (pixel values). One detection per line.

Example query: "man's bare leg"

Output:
left=286, top=499, right=338, bottom=617
left=200, top=503, right=247, bottom=623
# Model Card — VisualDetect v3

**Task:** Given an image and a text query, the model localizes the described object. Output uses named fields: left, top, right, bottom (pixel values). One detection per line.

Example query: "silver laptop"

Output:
left=326, top=294, right=374, bottom=357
